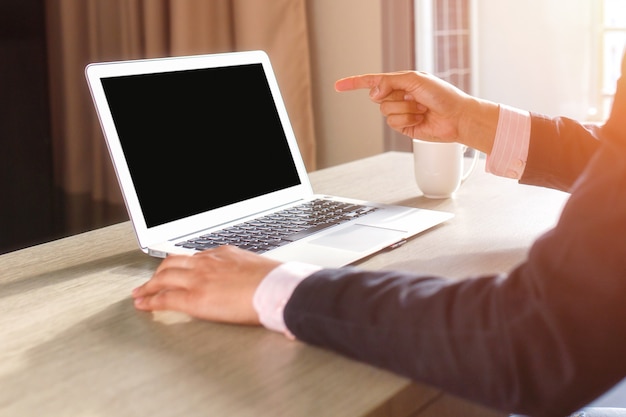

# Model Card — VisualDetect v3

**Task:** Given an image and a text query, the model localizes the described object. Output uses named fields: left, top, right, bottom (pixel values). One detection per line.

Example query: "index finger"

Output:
left=335, top=74, right=383, bottom=92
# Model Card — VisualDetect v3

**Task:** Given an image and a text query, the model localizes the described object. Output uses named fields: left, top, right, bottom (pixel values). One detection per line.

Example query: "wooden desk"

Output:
left=0, top=152, right=568, bottom=417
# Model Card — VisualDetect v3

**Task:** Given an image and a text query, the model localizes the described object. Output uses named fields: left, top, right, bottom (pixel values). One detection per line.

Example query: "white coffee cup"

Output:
left=412, top=139, right=479, bottom=199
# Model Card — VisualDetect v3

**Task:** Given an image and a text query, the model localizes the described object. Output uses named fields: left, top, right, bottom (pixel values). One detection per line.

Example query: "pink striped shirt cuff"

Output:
left=252, top=261, right=322, bottom=338
left=486, top=104, right=531, bottom=179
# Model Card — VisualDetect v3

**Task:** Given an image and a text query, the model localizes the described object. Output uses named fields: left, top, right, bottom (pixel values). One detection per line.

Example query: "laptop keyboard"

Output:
left=176, top=199, right=378, bottom=254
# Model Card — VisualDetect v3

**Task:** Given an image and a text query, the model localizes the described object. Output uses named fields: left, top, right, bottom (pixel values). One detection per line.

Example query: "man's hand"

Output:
left=132, top=245, right=282, bottom=325
left=335, top=71, right=498, bottom=154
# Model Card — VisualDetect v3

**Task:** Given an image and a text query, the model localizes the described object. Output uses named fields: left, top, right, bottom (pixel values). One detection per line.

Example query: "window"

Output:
left=432, top=0, right=472, bottom=92
left=416, top=0, right=625, bottom=122
left=415, top=0, right=473, bottom=93
left=597, top=0, right=626, bottom=120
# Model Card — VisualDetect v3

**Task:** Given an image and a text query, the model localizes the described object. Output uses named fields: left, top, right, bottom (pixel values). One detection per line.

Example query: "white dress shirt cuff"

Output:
left=252, top=261, right=322, bottom=338
left=486, top=104, right=531, bottom=179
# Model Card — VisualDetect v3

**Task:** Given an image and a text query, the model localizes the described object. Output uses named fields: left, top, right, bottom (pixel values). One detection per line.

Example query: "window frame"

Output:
left=594, top=0, right=626, bottom=121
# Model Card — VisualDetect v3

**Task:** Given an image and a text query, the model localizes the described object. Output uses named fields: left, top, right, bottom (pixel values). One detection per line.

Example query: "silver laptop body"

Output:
left=85, top=50, right=453, bottom=267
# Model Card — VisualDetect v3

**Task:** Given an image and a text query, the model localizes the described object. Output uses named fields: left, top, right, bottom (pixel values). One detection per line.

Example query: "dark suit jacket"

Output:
left=284, top=53, right=626, bottom=417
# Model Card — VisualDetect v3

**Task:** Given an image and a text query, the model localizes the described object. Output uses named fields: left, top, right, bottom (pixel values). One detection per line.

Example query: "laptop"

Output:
left=85, top=50, right=453, bottom=267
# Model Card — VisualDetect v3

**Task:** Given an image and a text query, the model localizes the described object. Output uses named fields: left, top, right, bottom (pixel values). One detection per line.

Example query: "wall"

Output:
left=473, top=0, right=596, bottom=119
left=307, top=0, right=384, bottom=169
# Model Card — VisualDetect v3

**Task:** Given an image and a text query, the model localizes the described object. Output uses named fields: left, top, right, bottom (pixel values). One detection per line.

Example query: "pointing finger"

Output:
left=335, top=74, right=383, bottom=92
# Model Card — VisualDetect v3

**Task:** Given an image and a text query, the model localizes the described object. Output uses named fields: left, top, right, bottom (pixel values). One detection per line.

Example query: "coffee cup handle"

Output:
left=461, top=146, right=479, bottom=182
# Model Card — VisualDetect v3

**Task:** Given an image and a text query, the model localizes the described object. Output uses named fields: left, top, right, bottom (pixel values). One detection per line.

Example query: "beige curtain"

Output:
left=45, top=0, right=316, bottom=226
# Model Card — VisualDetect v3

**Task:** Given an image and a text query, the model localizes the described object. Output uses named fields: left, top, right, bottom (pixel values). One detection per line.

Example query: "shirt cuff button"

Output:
left=506, top=169, right=519, bottom=179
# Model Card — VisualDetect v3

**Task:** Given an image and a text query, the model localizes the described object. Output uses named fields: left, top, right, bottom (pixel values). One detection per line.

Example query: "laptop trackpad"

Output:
left=309, top=224, right=405, bottom=252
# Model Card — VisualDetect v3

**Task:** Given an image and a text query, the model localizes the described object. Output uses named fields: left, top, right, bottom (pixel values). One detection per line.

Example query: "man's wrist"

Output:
left=486, top=104, right=531, bottom=179
left=460, top=97, right=500, bottom=155
left=252, top=261, right=322, bottom=337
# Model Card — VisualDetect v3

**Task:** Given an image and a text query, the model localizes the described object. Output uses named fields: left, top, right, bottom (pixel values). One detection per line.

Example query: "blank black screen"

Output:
left=101, top=63, right=301, bottom=228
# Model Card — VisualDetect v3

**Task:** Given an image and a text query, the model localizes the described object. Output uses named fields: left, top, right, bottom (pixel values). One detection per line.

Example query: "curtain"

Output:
left=45, top=0, right=315, bottom=231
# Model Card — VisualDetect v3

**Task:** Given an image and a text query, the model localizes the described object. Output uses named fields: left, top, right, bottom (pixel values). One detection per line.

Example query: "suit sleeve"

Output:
left=520, top=52, right=626, bottom=192
left=519, top=114, right=601, bottom=192
left=284, top=54, right=626, bottom=417
left=284, top=139, right=626, bottom=417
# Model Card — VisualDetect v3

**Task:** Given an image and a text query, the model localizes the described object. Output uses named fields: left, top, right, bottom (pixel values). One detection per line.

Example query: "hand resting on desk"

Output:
left=132, top=245, right=280, bottom=325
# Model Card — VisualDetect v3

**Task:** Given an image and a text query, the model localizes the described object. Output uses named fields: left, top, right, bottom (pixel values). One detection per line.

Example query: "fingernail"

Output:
left=369, top=86, right=379, bottom=98
left=134, top=297, right=144, bottom=306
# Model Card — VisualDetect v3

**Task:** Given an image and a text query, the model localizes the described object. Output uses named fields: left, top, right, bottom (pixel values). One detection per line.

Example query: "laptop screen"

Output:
left=100, top=63, right=300, bottom=228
